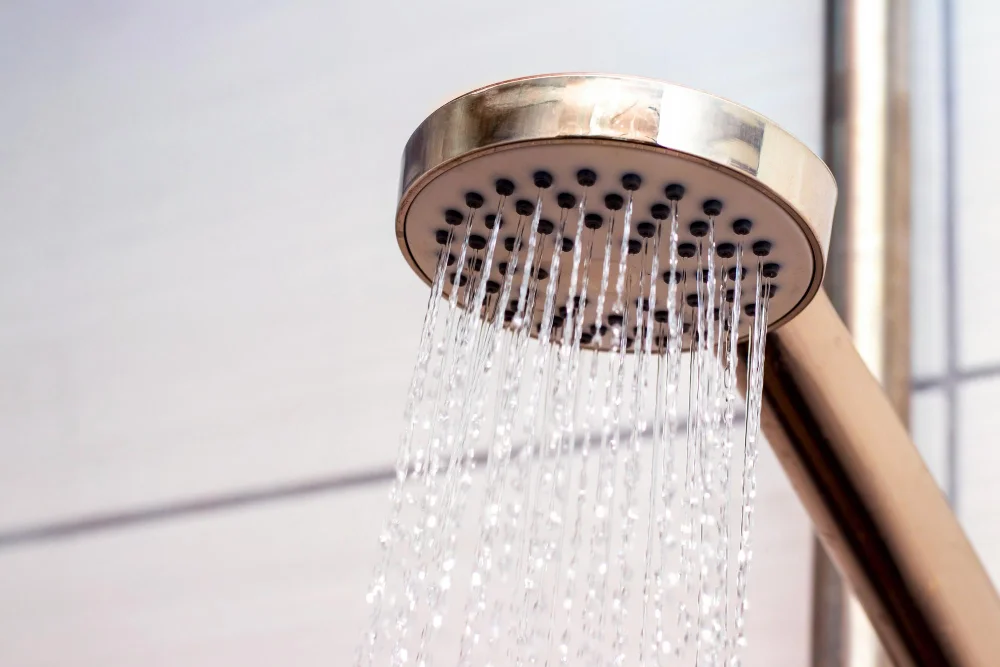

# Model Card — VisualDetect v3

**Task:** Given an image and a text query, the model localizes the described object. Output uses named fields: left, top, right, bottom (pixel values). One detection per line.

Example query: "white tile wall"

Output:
left=0, top=1, right=825, bottom=663
left=910, top=0, right=949, bottom=380
left=957, top=377, right=1000, bottom=582
left=954, top=0, right=1000, bottom=368
left=910, top=389, right=949, bottom=491
left=910, top=0, right=1000, bottom=596
left=0, top=442, right=813, bottom=667
left=0, top=0, right=825, bottom=530
left=0, top=491, right=376, bottom=667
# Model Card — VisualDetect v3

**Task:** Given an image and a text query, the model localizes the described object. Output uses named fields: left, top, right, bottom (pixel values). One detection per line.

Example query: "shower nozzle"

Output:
left=395, top=74, right=836, bottom=350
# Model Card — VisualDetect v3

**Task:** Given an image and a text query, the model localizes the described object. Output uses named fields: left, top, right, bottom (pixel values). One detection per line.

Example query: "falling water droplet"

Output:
left=359, top=182, right=773, bottom=667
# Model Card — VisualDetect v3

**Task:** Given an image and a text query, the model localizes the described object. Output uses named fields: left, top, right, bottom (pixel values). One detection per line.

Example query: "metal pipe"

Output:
left=817, top=0, right=911, bottom=662
left=751, top=290, right=1000, bottom=667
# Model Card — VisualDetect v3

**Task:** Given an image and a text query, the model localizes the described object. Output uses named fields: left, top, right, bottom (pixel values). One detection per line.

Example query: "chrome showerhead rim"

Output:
left=395, top=73, right=837, bottom=346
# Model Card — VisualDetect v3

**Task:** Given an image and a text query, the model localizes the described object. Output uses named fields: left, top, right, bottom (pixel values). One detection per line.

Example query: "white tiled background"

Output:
left=910, top=0, right=1000, bottom=553
left=5, top=0, right=992, bottom=665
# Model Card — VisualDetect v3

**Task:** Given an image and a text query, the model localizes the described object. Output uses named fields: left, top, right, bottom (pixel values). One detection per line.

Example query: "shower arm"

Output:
left=747, top=289, right=1000, bottom=667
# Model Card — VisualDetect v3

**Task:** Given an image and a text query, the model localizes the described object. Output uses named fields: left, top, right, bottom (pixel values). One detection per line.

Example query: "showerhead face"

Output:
left=396, top=74, right=836, bottom=350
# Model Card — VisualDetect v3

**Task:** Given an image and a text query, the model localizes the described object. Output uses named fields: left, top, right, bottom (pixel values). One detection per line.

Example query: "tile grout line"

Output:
left=0, top=415, right=724, bottom=551
left=0, top=466, right=398, bottom=550
left=910, top=363, right=1000, bottom=391
left=941, top=0, right=960, bottom=508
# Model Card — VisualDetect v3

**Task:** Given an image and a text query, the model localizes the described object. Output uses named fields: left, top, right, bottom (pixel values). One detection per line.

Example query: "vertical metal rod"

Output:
left=817, top=0, right=910, bottom=664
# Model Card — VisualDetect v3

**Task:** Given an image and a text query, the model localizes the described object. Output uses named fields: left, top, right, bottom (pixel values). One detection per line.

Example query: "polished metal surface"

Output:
left=396, top=74, right=838, bottom=347
left=754, top=291, right=1000, bottom=667
left=815, top=1, right=911, bottom=664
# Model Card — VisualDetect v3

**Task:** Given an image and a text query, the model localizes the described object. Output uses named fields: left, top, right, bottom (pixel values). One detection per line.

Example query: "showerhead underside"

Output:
left=396, top=74, right=837, bottom=350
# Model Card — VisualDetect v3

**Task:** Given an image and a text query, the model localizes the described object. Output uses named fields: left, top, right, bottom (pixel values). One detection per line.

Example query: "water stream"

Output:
left=360, top=200, right=772, bottom=667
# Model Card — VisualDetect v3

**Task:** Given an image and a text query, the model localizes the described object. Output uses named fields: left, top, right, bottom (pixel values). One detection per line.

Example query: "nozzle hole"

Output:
left=496, top=179, right=515, bottom=196
left=557, top=192, right=577, bottom=209
left=577, top=169, right=598, bottom=187
left=752, top=240, right=773, bottom=256
left=465, top=192, right=484, bottom=209
left=662, top=270, right=682, bottom=284
left=637, top=222, right=656, bottom=238
left=621, top=173, right=642, bottom=191
left=665, top=183, right=686, bottom=201
left=689, top=220, right=709, bottom=237
left=533, top=171, right=553, bottom=189
left=515, top=199, right=535, bottom=216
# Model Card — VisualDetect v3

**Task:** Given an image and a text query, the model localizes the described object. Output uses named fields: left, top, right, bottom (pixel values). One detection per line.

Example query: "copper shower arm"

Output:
left=749, top=289, right=1000, bottom=667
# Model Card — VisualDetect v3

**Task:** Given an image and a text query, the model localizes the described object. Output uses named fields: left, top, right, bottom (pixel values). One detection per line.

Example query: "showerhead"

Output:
left=395, top=73, right=836, bottom=350
left=367, top=74, right=840, bottom=666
